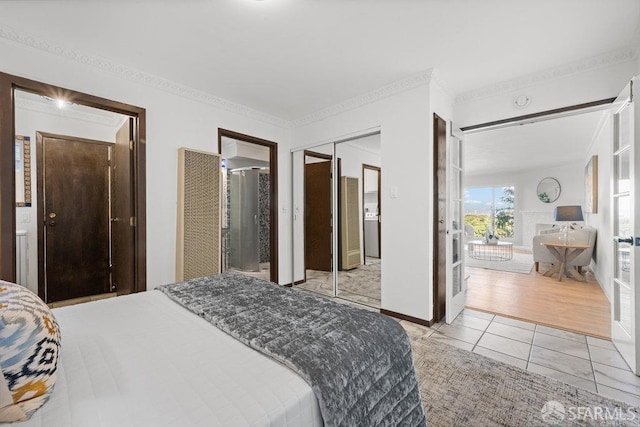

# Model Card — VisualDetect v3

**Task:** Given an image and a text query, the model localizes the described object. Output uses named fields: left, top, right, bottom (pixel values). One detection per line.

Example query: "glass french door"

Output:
left=446, top=132, right=466, bottom=323
left=611, top=77, right=639, bottom=375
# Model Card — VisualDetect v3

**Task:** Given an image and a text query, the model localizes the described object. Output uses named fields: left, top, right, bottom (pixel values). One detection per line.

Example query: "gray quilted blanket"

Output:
left=157, top=272, right=426, bottom=427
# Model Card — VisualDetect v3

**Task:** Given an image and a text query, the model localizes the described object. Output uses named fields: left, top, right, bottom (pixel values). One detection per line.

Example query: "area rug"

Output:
left=466, top=252, right=534, bottom=275
left=413, top=339, right=640, bottom=426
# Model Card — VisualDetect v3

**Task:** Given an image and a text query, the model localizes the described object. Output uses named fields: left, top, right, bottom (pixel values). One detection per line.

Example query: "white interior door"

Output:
left=611, top=77, right=639, bottom=375
left=446, top=131, right=466, bottom=323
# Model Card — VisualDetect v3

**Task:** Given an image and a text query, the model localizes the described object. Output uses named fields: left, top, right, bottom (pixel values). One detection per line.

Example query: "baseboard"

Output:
left=590, top=261, right=612, bottom=303
left=380, top=309, right=433, bottom=327
left=282, top=283, right=293, bottom=288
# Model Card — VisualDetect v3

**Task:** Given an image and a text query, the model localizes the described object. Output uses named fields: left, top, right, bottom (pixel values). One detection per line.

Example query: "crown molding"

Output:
left=4, top=22, right=636, bottom=131
left=0, top=24, right=290, bottom=128
left=455, top=46, right=638, bottom=104
left=291, top=69, right=435, bottom=128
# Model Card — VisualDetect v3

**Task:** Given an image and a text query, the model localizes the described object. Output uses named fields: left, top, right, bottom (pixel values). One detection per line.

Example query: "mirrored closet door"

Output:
left=291, top=133, right=382, bottom=309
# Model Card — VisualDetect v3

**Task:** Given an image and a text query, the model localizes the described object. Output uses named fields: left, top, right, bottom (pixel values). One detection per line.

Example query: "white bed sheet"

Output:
left=14, top=291, right=322, bottom=427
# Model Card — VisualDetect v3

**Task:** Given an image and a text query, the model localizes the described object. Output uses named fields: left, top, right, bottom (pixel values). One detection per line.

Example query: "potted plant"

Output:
left=484, top=230, right=499, bottom=245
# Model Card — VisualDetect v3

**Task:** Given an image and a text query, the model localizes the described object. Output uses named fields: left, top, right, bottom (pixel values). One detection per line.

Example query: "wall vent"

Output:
left=176, top=148, right=221, bottom=281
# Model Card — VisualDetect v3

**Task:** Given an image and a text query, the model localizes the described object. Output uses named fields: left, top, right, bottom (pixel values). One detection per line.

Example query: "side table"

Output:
left=541, top=242, right=590, bottom=282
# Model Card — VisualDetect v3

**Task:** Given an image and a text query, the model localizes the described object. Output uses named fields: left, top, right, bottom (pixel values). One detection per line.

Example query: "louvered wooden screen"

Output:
left=340, top=176, right=362, bottom=270
left=176, top=148, right=221, bottom=281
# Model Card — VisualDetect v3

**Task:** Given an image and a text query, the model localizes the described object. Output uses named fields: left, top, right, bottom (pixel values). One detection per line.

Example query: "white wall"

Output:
left=584, top=114, right=614, bottom=300
left=465, top=161, right=585, bottom=247
left=0, top=39, right=293, bottom=288
left=14, top=104, right=122, bottom=294
left=292, top=84, right=433, bottom=321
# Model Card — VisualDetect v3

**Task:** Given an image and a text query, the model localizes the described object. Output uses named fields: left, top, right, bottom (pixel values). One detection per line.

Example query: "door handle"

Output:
left=616, top=236, right=633, bottom=244
left=439, top=219, right=445, bottom=224
left=111, top=218, right=121, bottom=222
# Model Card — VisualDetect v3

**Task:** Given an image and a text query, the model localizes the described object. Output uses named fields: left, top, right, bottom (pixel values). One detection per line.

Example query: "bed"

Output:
left=4, top=273, right=426, bottom=426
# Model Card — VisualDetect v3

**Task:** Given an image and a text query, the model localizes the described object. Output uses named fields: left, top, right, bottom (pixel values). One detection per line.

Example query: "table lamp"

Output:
left=554, top=205, right=584, bottom=243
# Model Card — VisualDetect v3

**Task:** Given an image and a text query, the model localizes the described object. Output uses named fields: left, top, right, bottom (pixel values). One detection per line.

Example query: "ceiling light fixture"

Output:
left=56, top=99, right=66, bottom=109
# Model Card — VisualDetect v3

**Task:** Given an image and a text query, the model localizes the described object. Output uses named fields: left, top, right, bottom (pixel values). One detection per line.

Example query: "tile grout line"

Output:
left=469, top=313, right=493, bottom=352
left=586, top=341, right=599, bottom=394
left=526, top=325, right=538, bottom=370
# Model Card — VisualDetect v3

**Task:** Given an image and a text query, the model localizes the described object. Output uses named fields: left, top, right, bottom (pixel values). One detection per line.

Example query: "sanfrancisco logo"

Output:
left=541, top=400, right=638, bottom=425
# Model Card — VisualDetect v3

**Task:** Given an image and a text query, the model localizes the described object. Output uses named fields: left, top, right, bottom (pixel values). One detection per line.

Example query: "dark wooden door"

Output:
left=433, top=114, right=447, bottom=322
left=112, top=118, right=135, bottom=295
left=37, top=134, right=111, bottom=303
left=305, top=160, right=332, bottom=271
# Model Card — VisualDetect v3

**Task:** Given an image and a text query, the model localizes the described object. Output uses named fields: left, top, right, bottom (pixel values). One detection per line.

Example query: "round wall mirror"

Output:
left=537, top=177, right=561, bottom=203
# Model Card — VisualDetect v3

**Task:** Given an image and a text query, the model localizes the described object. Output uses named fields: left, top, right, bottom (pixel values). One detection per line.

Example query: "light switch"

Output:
left=390, top=186, right=398, bottom=199
left=21, top=213, right=30, bottom=223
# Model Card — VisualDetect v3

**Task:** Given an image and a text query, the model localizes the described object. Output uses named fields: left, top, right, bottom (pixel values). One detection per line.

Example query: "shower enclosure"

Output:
left=225, top=167, right=270, bottom=272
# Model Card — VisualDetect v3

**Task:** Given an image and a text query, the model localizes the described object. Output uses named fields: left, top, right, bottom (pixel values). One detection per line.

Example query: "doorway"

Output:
left=0, top=73, right=146, bottom=297
left=458, top=100, right=616, bottom=337
left=218, top=129, right=278, bottom=283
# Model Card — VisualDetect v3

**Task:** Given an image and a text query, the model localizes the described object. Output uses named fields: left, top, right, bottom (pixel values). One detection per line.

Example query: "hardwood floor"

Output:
left=465, top=262, right=611, bottom=339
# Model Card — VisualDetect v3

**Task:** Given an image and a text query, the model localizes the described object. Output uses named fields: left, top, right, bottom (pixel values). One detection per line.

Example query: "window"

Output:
left=464, top=186, right=514, bottom=239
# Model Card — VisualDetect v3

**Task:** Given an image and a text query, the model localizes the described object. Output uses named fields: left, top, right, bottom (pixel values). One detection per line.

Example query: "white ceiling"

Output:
left=463, top=109, right=607, bottom=175
left=0, top=0, right=639, bottom=121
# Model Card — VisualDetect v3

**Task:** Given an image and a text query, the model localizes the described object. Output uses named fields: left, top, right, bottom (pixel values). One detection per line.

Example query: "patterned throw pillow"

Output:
left=0, top=281, right=61, bottom=422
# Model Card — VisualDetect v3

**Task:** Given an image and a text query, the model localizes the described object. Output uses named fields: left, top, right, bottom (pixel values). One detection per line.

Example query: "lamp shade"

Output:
left=554, top=205, right=584, bottom=222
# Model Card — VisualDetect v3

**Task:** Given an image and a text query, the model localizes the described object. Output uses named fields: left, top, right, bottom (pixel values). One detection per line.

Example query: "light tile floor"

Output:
left=400, top=308, right=640, bottom=407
